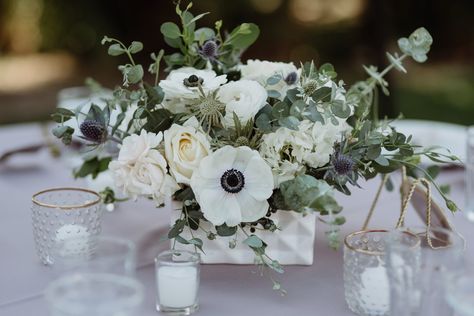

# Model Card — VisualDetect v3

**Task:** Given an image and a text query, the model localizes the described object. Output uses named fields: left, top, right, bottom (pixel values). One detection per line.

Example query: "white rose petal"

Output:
left=110, top=130, right=179, bottom=204
left=164, top=121, right=211, bottom=185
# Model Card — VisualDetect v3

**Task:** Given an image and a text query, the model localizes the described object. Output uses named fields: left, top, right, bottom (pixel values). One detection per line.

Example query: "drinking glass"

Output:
left=445, top=272, right=474, bottom=316
left=465, top=125, right=474, bottom=222
left=385, top=230, right=422, bottom=316
left=155, top=250, right=200, bottom=315
left=387, top=226, right=465, bottom=316
left=52, top=235, right=136, bottom=276
left=45, top=273, right=144, bottom=316
left=31, top=188, right=102, bottom=265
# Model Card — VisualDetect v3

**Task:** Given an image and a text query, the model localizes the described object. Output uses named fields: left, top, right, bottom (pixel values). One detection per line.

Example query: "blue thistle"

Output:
left=332, top=154, right=354, bottom=176
left=80, top=119, right=107, bottom=143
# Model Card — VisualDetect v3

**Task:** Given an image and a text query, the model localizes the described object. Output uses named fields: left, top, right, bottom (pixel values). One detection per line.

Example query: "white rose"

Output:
left=218, top=80, right=267, bottom=128
left=164, top=117, right=211, bottom=185
left=240, top=59, right=300, bottom=100
left=159, top=67, right=227, bottom=101
left=109, top=130, right=179, bottom=204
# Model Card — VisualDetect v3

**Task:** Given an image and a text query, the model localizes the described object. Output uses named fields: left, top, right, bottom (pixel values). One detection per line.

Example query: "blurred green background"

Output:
left=0, top=0, right=473, bottom=125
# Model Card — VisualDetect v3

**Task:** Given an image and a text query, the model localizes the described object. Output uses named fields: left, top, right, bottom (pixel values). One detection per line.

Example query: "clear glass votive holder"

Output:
left=389, top=226, right=465, bottom=316
left=45, top=273, right=144, bottom=316
left=31, top=188, right=102, bottom=265
left=52, top=235, right=136, bottom=276
left=445, top=271, right=474, bottom=316
left=385, top=230, right=422, bottom=316
left=155, top=250, right=201, bottom=315
left=465, top=125, right=474, bottom=222
left=343, top=229, right=420, bottom=316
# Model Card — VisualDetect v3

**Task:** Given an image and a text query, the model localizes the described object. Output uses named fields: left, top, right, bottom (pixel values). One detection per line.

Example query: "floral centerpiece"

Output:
left=52, top=2, right=458, bottom=293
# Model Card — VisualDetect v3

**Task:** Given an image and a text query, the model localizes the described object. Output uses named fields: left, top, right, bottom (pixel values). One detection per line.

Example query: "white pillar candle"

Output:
left=359, top=265, right=390, bottom=313
left=157, top=266, right=198, bottom=308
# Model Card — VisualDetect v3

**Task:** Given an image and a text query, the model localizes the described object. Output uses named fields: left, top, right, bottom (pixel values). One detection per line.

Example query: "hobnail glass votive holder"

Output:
left=31, top=187, right=102, bottom=265
left=155, top=250, right=201, bottom=315
left=45, top=273, right=144, bottom=316
left=343, top=229, right=420, bottom=316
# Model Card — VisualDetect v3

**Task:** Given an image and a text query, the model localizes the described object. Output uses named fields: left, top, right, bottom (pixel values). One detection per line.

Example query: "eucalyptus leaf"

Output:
left=267, top=90, right=281, bottom=99
left=289, top=100, right=306, bottom=118
left=108, top=43, right=125, bottom=56
left=243, top=235, right=263, bottom=248
left=266, top=74, right=282, bottom=86
left=271, top=101, right=289, bottom=118
left=225, top=23, right=260, bottom=50
left=216, top=224, right=238, bottom=237
left=168, top=219, right=186, bottom=238
left=160, top=22, right=181, bottom=39
left=278, top=116, right=299, bottom=130
left=128, top=41, right=143, bottom=54
left=127, top=65, right=144, bottom=84
left=311, top=87, right=332, bottom=102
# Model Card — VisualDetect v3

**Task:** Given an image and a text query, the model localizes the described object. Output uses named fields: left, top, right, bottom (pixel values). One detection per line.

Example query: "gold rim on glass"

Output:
left=32, top=187, right=101, bottom=210
left=344, top=229, right=420, bottom=256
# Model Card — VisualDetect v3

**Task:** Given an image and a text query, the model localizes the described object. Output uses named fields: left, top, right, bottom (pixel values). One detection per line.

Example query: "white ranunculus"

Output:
left=164, top=117, right=211, bottom=185
left=218, top=80, right=267, bottom=128
left=190, top=146, right=274, bottom=227
left=109, top=130, right=179, bottom=204
left=159, top=67, right=227, bottom=101
left=260, top=119, right=350, bottom=186
left=259, top=126, right=306, bottom=186
left=240, top=59, right=300, bottom=100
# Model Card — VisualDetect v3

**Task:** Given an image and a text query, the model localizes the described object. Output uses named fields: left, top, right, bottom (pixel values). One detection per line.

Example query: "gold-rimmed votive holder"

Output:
left=343, top=229, right=420, bottom=316
left=31, top=187, right=103, bottom=265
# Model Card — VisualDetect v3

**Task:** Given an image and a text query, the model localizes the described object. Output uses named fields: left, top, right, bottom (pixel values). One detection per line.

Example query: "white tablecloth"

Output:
left=0, top=123, right=472, bottom=316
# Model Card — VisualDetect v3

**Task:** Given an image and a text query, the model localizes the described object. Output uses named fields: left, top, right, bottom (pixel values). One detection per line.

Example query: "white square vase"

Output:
left=170, top=201, right=317, bottom=265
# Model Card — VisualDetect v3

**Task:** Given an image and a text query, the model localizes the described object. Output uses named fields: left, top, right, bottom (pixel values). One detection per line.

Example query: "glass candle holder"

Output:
left=385, top=230, right=422, bottom=316
left=155, top=250, right=200, bottom=315
left=52, top=236, right=136, bottom=276
left=389, top=226, right=465, bottom=316
left=445, top=272, right=474, bottom=316
left=31, top=188, right=102, bottom=265
left=343, top=230, right=420, bottom=316
left=45, top=273, right=144, bottom=316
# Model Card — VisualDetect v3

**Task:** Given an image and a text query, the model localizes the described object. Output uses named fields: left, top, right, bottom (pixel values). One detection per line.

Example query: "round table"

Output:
left=0, top=123, right=471, bottom=316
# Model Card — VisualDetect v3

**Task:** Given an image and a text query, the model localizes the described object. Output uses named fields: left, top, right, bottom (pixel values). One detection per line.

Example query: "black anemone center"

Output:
left=220, top=169, right=245, bottom=194
left=183, top=75, right=204, bottom=87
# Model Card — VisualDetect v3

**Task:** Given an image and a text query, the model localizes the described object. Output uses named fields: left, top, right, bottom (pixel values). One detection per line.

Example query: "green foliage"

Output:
left=74, top=156, right=111, bottom=179
left=279, top=175, right=342, bottom=215
left=398, top=27, right=433, bottom=63
left=216, top=223, right=238, bottom=236
left=160, top=2, right=259, bottom=72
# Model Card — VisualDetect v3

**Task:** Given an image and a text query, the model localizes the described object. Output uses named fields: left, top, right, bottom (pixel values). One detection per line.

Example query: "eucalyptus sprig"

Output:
left=101, top=36, right=145, bottom=86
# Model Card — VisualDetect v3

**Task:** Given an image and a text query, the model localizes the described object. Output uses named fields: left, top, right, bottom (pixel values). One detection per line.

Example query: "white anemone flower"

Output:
left=190, top=146, right=274, bottom=227
left=159, top=67, right=227, bottom=100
